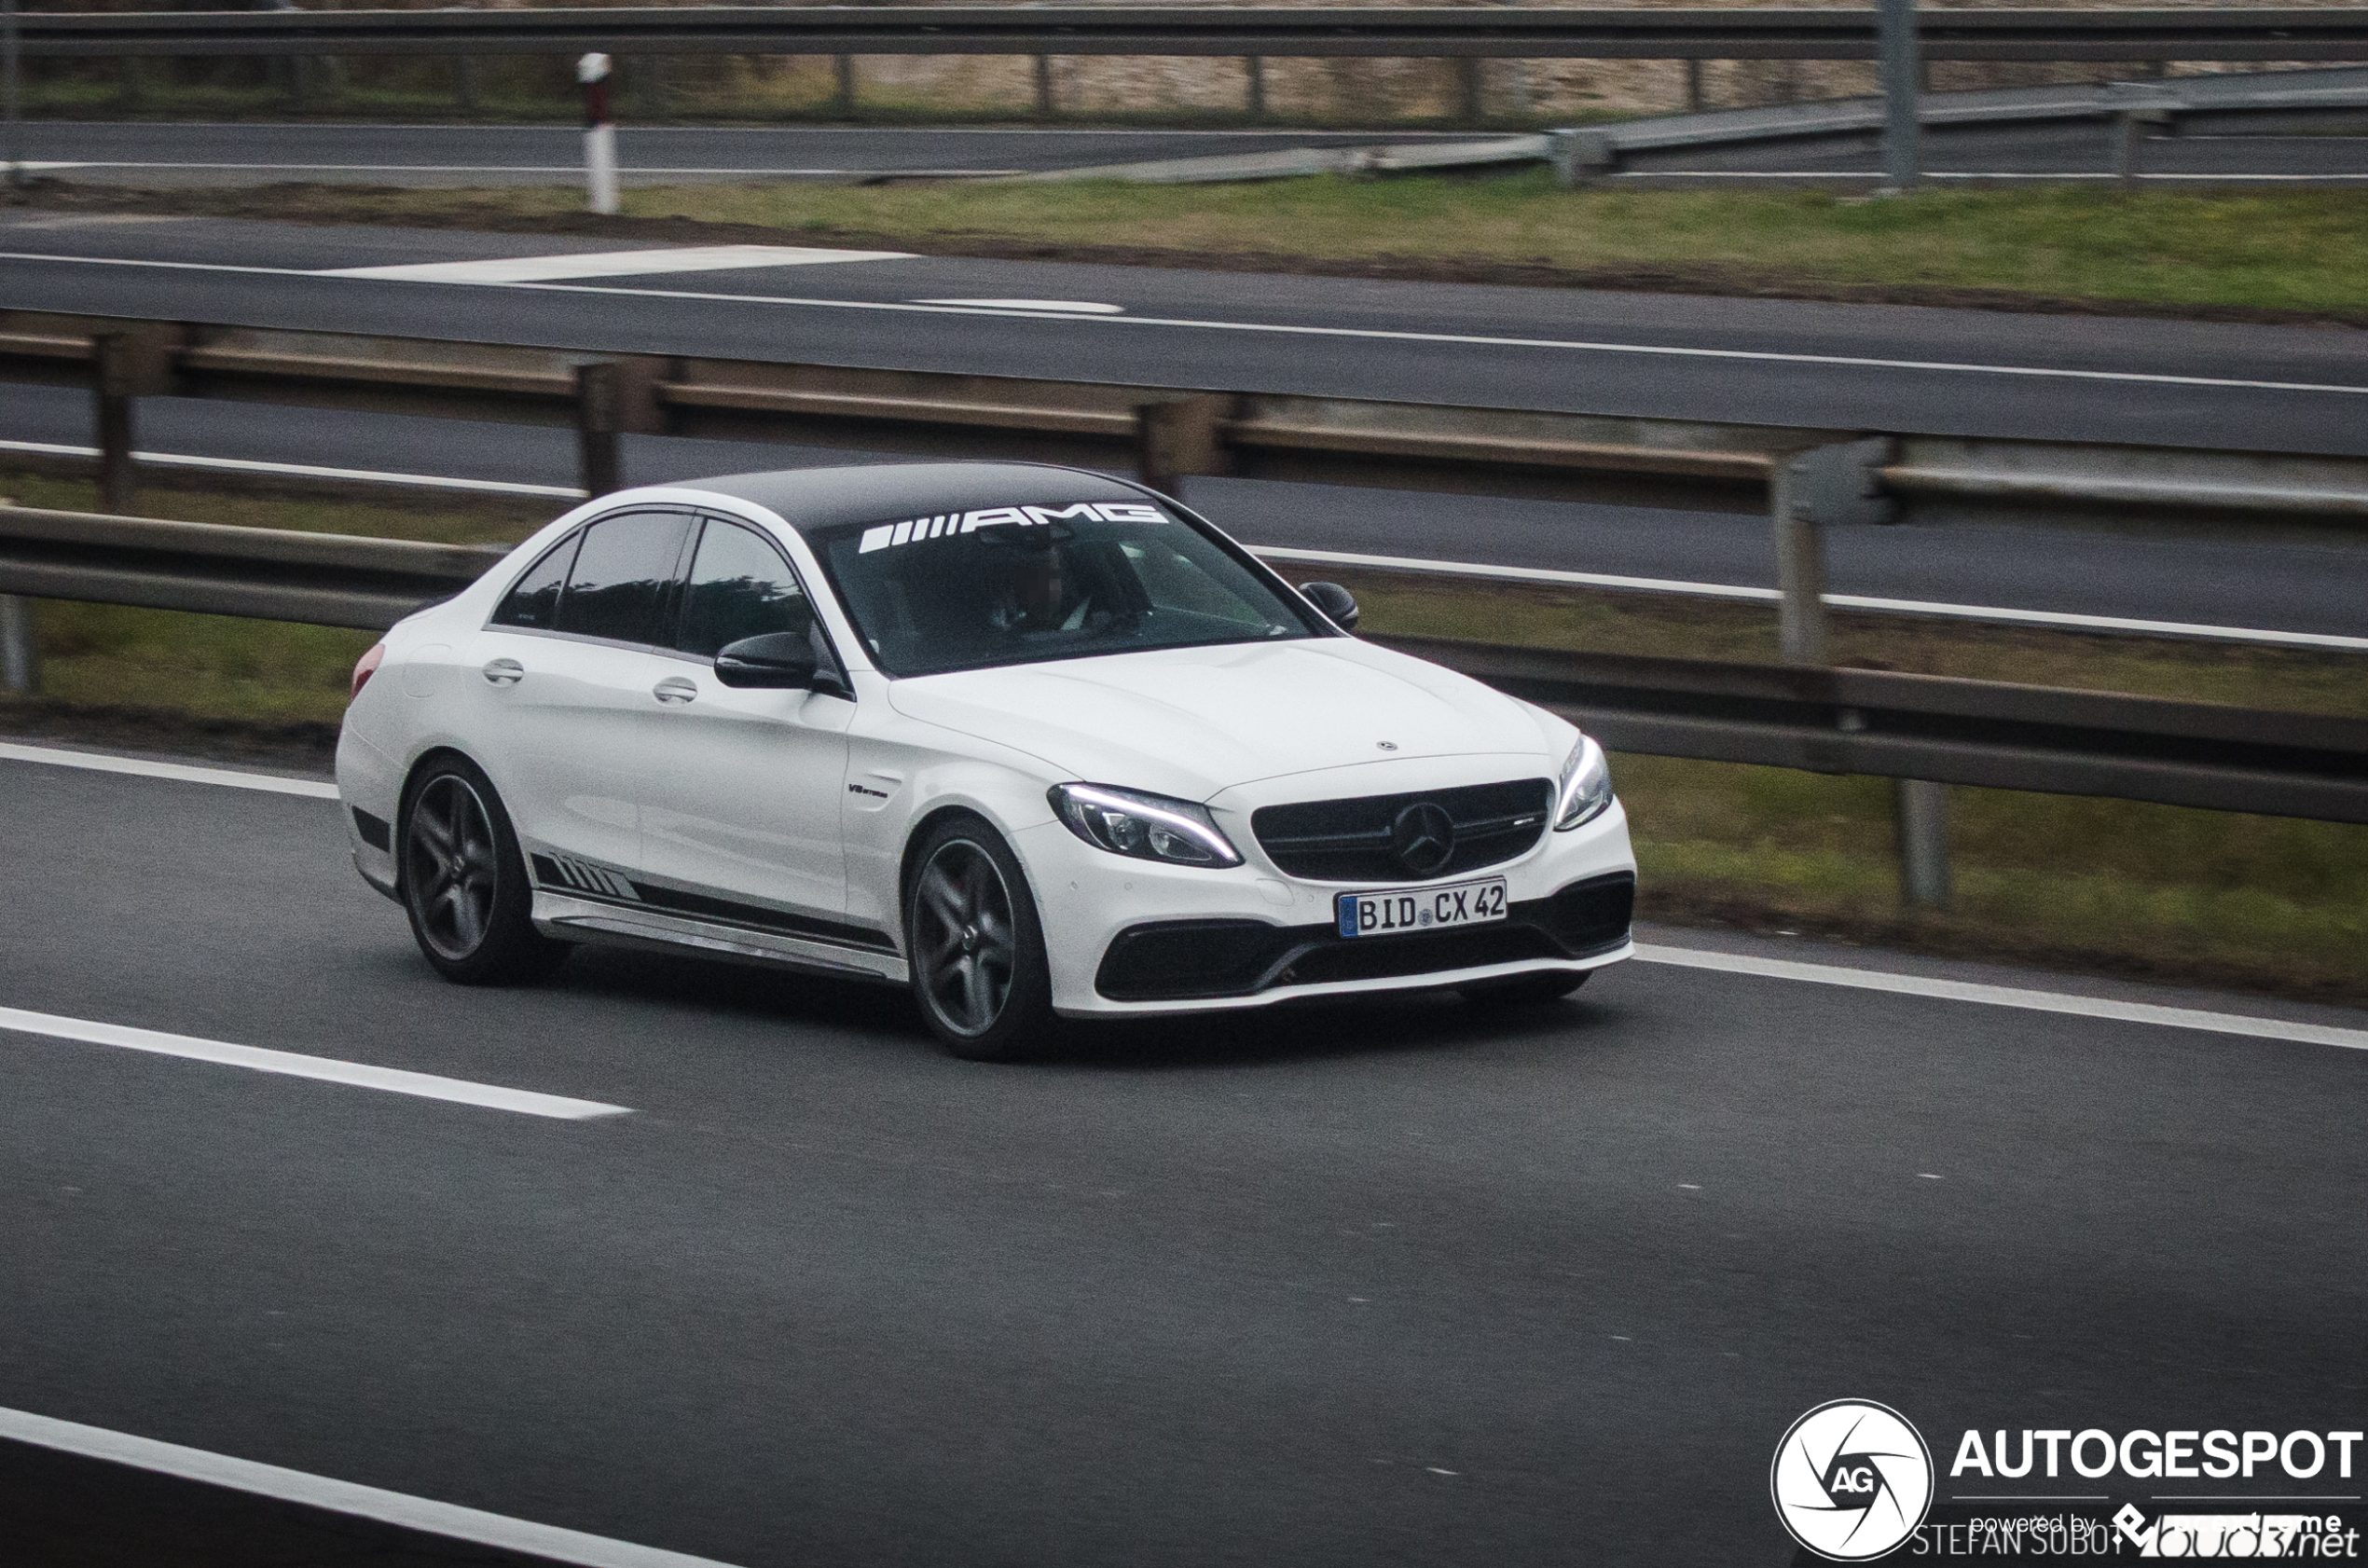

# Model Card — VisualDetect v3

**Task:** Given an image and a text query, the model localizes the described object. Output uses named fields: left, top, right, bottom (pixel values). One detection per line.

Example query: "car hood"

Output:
left=884, top=638, right=1557, bottom=800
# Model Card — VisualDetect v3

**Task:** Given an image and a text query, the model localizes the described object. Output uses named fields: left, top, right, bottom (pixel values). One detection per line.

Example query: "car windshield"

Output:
left=813, top=499, right=1323, bottom=677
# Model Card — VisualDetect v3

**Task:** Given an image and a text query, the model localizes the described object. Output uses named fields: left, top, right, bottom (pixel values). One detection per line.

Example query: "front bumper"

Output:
left=1019, top=798, right=1636, bottom=1018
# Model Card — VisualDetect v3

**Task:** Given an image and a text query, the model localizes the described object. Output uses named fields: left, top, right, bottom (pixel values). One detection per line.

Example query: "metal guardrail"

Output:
left=19, top=7, right=2368, bottom=62
left=2, top=504, right=2362, bottom=836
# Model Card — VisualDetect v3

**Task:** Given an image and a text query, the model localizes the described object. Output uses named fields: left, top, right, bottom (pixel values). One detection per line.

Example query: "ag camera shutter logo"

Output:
left=1771, top=1399, right=1935, bottom=1561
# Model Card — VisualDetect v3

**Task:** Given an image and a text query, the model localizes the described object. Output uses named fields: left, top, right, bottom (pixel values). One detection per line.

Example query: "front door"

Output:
left=634, top=516, right=860, bottom=940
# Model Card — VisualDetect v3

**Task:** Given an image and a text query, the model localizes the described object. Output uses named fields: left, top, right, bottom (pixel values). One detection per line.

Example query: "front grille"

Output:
left=1251, top=777, right=1553, bottom=884
left=1094, top=872, right=1635, bottom=1002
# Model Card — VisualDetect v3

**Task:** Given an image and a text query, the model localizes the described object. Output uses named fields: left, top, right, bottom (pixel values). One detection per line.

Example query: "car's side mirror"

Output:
left=1298, top=581, right=1359, bottom=633
left=714, top=631, right=819, bottom=689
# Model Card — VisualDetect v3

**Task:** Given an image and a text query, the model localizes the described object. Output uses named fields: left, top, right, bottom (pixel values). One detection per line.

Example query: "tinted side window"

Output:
left=489, top=530, right=581, bottom=629
left=676, top=520, right=815, bottom=659
left=553, top=512, right=692, bottom=645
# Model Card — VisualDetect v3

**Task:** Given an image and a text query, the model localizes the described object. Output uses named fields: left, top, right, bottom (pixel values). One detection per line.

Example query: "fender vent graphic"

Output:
left=532, top=853, right=640, bottom=902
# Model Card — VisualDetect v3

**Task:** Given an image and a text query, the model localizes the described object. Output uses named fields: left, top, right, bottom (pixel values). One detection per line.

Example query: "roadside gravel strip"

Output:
left=8, top=740, right=2362, bottom=1055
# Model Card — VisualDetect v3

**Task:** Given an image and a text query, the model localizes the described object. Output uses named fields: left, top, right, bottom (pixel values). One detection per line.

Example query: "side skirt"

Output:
left=531, top=889, right=910, bottom=987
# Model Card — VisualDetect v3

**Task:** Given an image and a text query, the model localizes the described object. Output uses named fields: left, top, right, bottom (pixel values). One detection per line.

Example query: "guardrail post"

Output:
left=92, top=333, right=141, bottom=515
left=117, top=58, right=143, bottom=112
left=1877, top=0, right=1921, bottom=192
left=577, top=362, right=624, bottom=498
left=1894, top=777, right=1951, bottom=906
left=1455, top=58, right=1484, bottom=126
left=1684, top=60, right=1705, bottom=113
left=833, top=54, right=856, bottom=116
left=1770, top=471, right=1828, bottom=666
left=454, top=55, right=479, bottom=116
left=573, top=358, right=665, bottom=498
left=1244, top=56, right=1266, bottom=118
left=1548, top=128, right=1617, bottom=188
left=0, top=593, right=35, bottom=695
left=1773, top=438, right=1895, bottom=666
left=2105, top=86, right=2175, bottom=186
left=1136, top=396, right=1229, bottom=500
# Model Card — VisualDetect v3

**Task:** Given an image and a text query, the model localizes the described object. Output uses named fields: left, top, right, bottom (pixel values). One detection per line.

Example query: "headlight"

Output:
left=1049, top=783, right=1243, bottom=868
left=1554, top=736, right=1614, bottom=831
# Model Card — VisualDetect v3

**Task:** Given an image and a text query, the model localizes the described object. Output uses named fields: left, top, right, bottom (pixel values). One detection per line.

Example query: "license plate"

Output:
left=1336, top=877, right=1508, bottom=939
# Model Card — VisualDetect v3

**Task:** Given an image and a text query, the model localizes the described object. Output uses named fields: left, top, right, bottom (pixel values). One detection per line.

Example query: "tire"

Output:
left=399, top=755, right=569, bottom=986
left=903, top=816, right=1056, bottom=1062
left=1458, top=970, right=1590, bottom=1007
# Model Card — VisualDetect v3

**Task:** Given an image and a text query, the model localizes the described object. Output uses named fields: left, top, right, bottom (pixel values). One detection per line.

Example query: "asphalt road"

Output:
left=13, top=118, right=2368, bottom=186
left=10, top=122, right=1500, bottom=186
left=7, top=209, right=2367, bottom=459
left=3, top=749, right=2365, bottom=1567
left=4, top=210, right=2366, bottom=637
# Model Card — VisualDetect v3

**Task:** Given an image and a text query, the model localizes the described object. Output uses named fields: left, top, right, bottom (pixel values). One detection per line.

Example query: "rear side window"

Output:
left=552, top=511, right=692, bottom=645
left=675, top=520, right=815, bottom=659
left=489, top=530, right=581, bottom=629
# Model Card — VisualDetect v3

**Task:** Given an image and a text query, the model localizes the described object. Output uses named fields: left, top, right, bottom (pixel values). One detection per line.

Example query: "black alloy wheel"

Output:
left=1458, top=970, right=1590, bottom=1007
left=905, top=819, right=1054, bottom=1061
left=399, top=758, right=568, bottom=985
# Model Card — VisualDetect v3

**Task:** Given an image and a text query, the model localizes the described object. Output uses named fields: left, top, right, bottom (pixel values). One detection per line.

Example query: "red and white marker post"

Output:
left=577, top=51, right=619, bottom=215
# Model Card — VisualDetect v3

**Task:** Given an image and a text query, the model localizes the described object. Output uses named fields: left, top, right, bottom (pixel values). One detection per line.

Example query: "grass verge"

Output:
left=39, top=172, right=2368, bottom=323
left=6, top=475, right=2362, bottom=1004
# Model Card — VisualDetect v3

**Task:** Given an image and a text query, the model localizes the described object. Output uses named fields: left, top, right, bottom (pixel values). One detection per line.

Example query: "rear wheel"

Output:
left=400, top=757, right=568, bottom=985
left=1458, top=970, right=1590, bottom=1007
left=904, top=818, right=1055, bottom=1062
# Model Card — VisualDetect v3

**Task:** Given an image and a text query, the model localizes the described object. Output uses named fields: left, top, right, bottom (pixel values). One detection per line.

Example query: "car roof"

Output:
left=683, top=462, right=1153, bottom=537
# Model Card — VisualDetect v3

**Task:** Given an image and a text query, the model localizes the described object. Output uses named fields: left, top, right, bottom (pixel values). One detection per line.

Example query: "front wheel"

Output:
left=399, top=757, right=569, bottom=985
left=1458, top=970, right=1590, bottom=1007
left=904, top=818, right=1055, bottom=1062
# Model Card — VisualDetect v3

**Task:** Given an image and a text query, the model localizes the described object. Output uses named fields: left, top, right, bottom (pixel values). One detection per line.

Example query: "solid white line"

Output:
left=0, top=740, right=341, bottom=797
left=0, top=436, right=582, bottom=497
left=1247, top=546, right=2368, bottom=649
left=6, top=247, right=2366, bottom=398
left=0, top=1407, right=735, bottom=1568
left=323, top=243, right=913, bottom=282
left=0, top=1005, right=632, bottom=1120
left=1632, top=943, right=2368, bottom=1052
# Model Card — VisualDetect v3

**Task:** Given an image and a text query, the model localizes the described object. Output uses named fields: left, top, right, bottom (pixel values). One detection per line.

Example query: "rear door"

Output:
left=462, top=508, right=695, bottom=882
left=633, top=516, right=860, bottom=939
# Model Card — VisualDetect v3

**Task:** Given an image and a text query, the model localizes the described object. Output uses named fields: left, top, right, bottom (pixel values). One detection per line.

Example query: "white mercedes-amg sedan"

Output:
left=337, top=463, right=1636, bottom=1058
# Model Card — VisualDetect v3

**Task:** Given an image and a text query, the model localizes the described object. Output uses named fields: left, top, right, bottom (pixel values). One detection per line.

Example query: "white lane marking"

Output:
left=0, top=1407, right=734, bottom=1568
left=0, top=436, right=582, bottom=497
left=0, top=1006, right=631, bottom=1120
left=0, top=740, right=340, bottom=797
left=322, top=243, right=912, bottom=282
left=914, top=296, right=1125, bottom=313
left=1250, top=545, right=2368, bottom=650
left=1633, top=944, right=2368, bottom=1052
left=5, top=247, right=2367, bottom=398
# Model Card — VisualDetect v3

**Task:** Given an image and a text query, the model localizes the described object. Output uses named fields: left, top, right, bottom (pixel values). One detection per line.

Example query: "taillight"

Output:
left=351, top=642, right=386, bottom=700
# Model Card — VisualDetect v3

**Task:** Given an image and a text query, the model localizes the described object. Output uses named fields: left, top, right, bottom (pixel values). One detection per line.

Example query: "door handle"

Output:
left=653, top=676, right=698, bottom=706
left=480, top=658, right=524, bottom=686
